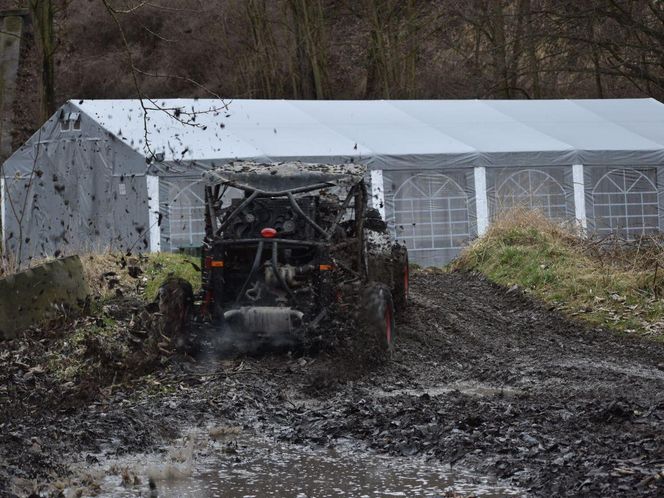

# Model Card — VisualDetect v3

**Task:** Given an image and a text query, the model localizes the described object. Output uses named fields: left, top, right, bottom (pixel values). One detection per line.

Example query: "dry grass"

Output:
left=453, top=208, right=664, bottom=337
left=3, top=251, right=200, bottom=301
left=81, top=252, right=201, bottom=301
left=80, top=253, right=142, bottom=299
left=0, top=250, right=24, bottom=278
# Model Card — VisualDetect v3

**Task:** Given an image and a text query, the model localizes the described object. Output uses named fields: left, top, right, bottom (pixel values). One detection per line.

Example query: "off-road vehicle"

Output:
left=199, top=161, right=408, bottom=352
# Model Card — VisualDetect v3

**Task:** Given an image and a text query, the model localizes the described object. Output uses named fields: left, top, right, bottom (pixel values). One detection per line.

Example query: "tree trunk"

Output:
left=365, top=0, right=391, bottom=98
left=588, top=16, right=604, bottom=98
left=508, top=0, right=526, bottom=96
left=402, top=0, right=417, bottom=98
left=473, top=22, right=482, bottom=96
left=246, top=0, right=282, bottom=98
left=288, top=0, right=326, bottom=99
left=522, top=0, right=541, bottom=97
left=490, top=0, right=510, bottom=98
left=29, top=0, right=55, bottom=121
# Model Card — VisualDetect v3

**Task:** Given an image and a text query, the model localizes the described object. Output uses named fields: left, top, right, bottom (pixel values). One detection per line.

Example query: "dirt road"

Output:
left=2, top=270, right=664, bottom=496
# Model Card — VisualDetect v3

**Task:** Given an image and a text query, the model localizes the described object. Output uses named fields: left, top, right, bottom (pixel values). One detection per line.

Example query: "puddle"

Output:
left=88, top=434, right=523, bottom=498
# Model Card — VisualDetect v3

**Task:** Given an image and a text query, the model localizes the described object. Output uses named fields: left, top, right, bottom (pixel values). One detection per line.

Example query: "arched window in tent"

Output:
left=168, top=180, right=206, bottom=249
left=592, top=169, right=659, bottom=237
left=495, top=169, right=567, bottom=219
left=393, top=173, right=471, bottom=262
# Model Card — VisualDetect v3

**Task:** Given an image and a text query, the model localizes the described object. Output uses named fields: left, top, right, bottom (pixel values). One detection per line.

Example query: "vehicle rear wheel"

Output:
left=361, top=283, right=396, bottom=355
left=157, top=276, right=194, bottom=351
left=392, top=246, right=409, bottom=311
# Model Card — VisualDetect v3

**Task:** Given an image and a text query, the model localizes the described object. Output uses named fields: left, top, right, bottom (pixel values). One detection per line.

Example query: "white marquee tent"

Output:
left=2, top=98, right=664, bottom=266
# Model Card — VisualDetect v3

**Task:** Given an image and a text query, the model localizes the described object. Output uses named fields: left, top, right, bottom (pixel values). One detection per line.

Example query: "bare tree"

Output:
left=99, top=0, right=228, bottom=159
left=244, top=0, right=283, bottom=98
left=287, top=0, right=327, bottom=99
left=28, top=0, right=55, bottom=121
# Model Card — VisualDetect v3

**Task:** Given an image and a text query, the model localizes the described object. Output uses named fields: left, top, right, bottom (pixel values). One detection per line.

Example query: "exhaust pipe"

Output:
left=224, top=307, right=304, bottom=335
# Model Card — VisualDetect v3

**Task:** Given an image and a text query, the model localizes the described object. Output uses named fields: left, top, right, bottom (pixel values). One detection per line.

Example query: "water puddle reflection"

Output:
left=95, top=434, right=523, bottom=498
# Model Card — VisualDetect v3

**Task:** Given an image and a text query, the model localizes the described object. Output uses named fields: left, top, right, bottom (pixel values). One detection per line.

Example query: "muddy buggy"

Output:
left=199, top=161, right=408, bottom=353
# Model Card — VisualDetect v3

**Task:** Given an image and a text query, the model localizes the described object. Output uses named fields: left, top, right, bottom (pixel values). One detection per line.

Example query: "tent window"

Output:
left=592, top=168, right=658, bottom=237
left=168, top=181, right=206, bottom=249
left=393, top=173, right=470, bottom=254
left=60, top=112, right=80, bottom=132
left=495, top=169, right=567, bottom=219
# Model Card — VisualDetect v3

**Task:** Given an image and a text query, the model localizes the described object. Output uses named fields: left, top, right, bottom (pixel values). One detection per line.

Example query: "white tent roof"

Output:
left=73, top=98, right=664, bottom=170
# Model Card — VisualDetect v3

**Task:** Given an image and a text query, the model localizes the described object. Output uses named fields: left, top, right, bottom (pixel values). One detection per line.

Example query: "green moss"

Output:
left=143, top=253, right=201, bottom=301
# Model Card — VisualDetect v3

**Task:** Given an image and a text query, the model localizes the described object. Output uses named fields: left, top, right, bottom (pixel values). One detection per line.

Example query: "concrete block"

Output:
left=0, top=255, right=89, bottom=339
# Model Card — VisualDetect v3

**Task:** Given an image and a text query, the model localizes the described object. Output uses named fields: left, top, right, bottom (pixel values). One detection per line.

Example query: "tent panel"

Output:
left=486, top=100, right=664, bottom=156
left=584, top=166, right=663, bottom=238
left=75, top=99, right=267, bottom=164
left=1, top=103, right=150, bottom=262
left=383, top=169, right=477, bottom=267
left=573, top=99, right=664, bottom=149
left=73, top=98, right=664, bottom=169
left=486, top=166, right=576, bottom=221
left=391, top=100, right=576, bottom=159
left=292, top=100, right=478, bottom=157
left=159, top=176, right=205, bottom=252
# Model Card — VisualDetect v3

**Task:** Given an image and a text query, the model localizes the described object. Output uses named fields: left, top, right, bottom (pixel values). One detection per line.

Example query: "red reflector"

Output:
left=261, top=227, right=277, bottom=238
left=210, top=260, right=224, bottom=268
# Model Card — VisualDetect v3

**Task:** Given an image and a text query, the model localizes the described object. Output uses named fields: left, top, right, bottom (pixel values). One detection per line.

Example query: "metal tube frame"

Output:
left=207, top=177, right=367, bottom=308
left=234, top=240, right=265, bottom=306
left=208, top=179, right=362, bottom=241
left=270, top=240, right=296, bottom=301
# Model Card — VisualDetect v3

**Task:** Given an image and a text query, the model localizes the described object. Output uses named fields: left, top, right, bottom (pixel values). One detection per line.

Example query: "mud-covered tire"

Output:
left=392, top=246, right=409, bottom=311
left=361, top=283, right=396, bottom=354
left=157, top=277, right=193, bottom=351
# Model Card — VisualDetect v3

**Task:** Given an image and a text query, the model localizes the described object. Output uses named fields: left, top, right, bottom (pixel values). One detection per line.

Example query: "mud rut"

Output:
left=3, top=271, right=664, bottom=497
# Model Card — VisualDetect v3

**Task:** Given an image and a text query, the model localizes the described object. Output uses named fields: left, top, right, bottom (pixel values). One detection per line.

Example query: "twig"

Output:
left=100, top=0, right=229, bottom=164
left=654, top=261, right=659, bottom=300
left=1, top=126, right=44, bottom=270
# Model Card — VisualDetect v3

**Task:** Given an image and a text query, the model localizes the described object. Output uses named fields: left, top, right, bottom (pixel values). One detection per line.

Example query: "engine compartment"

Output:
left=206, top=194, right=342, bottom=332
left=200, top=162, right=399, bottom=343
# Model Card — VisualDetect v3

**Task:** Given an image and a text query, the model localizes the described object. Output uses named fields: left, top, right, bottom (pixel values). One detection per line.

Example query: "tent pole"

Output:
left=147, top=175, right=161, bottom=252
left=0, top=176, right=6, bottom=252
left=572, top=164, right=587, bottom=231
left=474, top=166, right=489, bottom=236
left=370, top=169, right=386, bottom=220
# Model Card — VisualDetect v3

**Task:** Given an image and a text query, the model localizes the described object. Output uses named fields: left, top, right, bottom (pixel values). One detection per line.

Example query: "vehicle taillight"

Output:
left=205, top=256, right=224, bottom=268
left=261, top=227, right=277, bottom=238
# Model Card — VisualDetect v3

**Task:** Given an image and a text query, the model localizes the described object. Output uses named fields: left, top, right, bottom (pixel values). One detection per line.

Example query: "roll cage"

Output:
left=201, top=162, right=370, bottom=314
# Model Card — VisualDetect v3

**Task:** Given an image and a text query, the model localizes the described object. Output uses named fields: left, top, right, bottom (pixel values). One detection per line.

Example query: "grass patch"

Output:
left=1, top=251, right=201, bottom=410
left=80, top=252, right=201, bottom=302
left=452, top=208, right=664, bottom=337
left=142, top=252, right=201, bottom=300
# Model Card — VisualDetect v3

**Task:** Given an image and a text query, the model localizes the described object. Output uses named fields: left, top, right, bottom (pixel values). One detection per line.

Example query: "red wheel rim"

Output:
left=385, top=306, right=392, bottom=345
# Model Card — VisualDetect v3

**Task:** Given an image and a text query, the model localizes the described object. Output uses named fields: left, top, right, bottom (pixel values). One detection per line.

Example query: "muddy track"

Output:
left=3, top=270, right=664, bottom=497
left=275, top=271, right=664, bottom=496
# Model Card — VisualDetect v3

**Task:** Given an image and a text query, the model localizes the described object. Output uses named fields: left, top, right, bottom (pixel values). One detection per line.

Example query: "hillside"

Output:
left=1, top=0, right=663, bottom=152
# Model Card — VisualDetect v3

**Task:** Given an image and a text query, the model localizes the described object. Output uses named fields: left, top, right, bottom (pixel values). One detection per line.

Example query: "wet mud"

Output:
left=90, top=433, right=521, bottom=497
left=3, top=270, right=664, bottom=497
